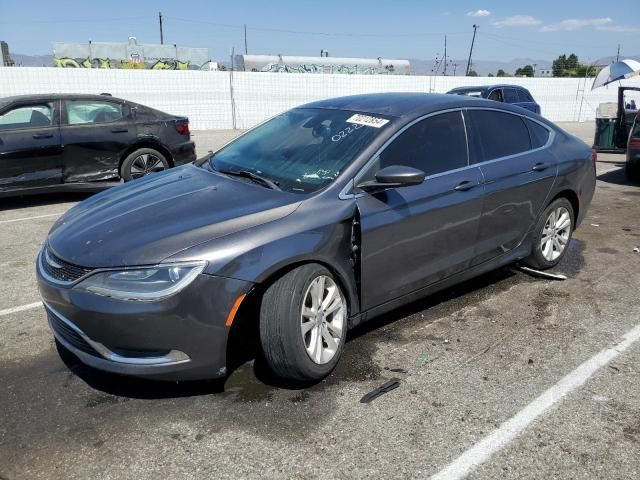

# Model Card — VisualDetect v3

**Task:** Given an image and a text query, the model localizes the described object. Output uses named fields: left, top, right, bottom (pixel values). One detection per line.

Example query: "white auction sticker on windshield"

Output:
left=346, top=114, right=389, bottom=128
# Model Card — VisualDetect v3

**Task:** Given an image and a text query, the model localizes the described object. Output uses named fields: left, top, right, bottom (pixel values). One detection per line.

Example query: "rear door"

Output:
left=61, top=98, right=136, bottom=182
left=0, top=100, right=62, bottom=190
left=466, top=109, right=557, bottom=265
left=356, top=111, right=485, bottom=310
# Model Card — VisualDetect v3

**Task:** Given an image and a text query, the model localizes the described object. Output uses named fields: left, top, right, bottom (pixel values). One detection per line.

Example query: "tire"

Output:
left=121, top=148, right=169, bottom=181
left=259, top=264, right=348, bottom=383
left=523, top=197, right=574, bottom=270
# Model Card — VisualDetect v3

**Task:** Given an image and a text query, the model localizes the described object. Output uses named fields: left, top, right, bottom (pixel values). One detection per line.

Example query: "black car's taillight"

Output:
left=175, top=119, right=190, bottom=136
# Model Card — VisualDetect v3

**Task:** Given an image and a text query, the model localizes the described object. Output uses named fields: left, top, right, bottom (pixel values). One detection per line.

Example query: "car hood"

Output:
left=48, top=165, right=301, bottom=268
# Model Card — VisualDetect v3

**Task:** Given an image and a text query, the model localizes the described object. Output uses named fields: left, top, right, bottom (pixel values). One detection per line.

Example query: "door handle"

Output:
left=32, top=133, right=53, bottom=139
left=532, top=162, right=550, bottom=172
left=454, top=180, right=478, bottom=192
left=111, top=128, right=129, bottom=133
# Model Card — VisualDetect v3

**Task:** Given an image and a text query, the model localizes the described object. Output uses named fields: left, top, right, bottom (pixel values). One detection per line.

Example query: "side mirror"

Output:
left=357, top=165, right=426, bottom=191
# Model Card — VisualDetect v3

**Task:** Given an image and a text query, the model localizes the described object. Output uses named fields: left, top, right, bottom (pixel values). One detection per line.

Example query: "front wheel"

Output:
left=259, top=264, right=348, bottom=383
left=121, top=148, right=169, bottom=181
left=524, top=198, right=574, bottom=270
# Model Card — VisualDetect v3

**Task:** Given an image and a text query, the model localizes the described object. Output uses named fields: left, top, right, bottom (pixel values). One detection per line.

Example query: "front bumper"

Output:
left=37, top=255, right=253, bottom=381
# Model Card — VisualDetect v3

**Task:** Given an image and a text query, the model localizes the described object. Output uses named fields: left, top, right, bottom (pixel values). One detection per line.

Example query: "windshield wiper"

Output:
left=216, top=168, right=281, bottom=191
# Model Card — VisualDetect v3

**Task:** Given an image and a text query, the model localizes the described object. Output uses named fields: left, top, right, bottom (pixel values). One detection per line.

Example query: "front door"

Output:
left=61, top=99, right=136, bottom=182
left=0, top=101, right=62, bottom=191
left=356, top=111, right=485, bottom=311
left=465, top=109, right=558, bottom=265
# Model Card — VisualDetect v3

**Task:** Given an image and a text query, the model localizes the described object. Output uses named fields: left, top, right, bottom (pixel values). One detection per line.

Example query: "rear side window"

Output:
left=518, top=89, right=534, bottom=102
left=379, top=111, right=467, bottom=176
left=0, top=104, right=52, bottom=130
left=503, top=89, right=520, bottom=103
left=467, top=110, right=531, bottom=162
left=66, top=100, right=124, bottom=125
left=525, top=119, right=550, bottom=148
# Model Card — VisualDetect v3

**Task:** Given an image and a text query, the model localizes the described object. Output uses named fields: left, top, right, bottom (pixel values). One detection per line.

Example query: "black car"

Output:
left=626, top=112, right=640, bottom=182
left=0, top=94, right=196, bottom=197
left=447, top=84, right=541, bottom=115
left=37, top=93, right=595, bottom=384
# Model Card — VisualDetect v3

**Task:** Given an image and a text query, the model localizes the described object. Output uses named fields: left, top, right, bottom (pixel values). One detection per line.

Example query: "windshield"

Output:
left=205, top=108, right=388, bottom=194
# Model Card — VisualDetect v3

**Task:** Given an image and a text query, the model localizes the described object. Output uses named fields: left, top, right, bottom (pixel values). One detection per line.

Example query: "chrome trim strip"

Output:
left=38, top=246, right=93, bottom=287
left=38, top=245, right=206, bottom=290
left=45, top=301, right=190, bottom=366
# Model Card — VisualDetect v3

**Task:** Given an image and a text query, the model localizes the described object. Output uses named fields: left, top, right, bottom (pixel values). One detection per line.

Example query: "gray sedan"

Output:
left=37, top=93, right=596, bottom=384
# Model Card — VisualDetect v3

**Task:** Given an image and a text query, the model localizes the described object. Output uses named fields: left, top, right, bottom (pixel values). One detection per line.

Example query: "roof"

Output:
left=448, top=84, right=530, bottom=92
left=0, top=93, right=125, bottom=106
left=299, top=92, right=498, bottom=119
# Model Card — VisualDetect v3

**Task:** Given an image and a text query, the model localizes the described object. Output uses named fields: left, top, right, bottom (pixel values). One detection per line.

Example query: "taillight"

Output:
left=591, top=148, right=597, bottom=167
left=175, top=120, right=190, bottom=136
left=630, top=139, right=640, bottom=147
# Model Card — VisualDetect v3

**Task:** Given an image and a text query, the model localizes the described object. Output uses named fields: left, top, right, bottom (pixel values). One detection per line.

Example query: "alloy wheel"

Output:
left=130, top=153, right=166, bottom=179
left=540, top=206, right=571, bottom=261
left=300, top=275, right=345, bottom=365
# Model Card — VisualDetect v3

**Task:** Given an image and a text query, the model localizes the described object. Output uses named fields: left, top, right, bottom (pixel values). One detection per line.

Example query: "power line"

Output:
left=167, top=16, right=467, bottom=38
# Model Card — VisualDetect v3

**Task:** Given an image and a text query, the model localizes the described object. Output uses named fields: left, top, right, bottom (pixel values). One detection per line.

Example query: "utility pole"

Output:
left=616, top=44, right=620, bottom=62
left=159, top=12, right=164, bottom=45
left=244, top=24, right=248, bottom=55
left=443, top=35, right=447, bottom=75
left=466, top=24, right=478, bottom=76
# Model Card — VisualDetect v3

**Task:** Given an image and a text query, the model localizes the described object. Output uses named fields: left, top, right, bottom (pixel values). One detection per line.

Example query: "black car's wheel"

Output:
left=524, top=197, right=574, bottom=270
left=259, top=264, right=347, bottom=383
left=121, top=148, right=169, bottom=181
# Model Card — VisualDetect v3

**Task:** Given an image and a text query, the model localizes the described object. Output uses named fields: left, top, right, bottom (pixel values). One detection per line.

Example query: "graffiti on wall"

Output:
left=236, top=55, right=411, bottom=75
left=52, top=37, right=210, bottom=70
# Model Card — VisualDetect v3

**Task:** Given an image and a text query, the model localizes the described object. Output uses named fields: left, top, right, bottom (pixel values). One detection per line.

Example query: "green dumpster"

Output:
left=594, top=117, right=616, bottom=150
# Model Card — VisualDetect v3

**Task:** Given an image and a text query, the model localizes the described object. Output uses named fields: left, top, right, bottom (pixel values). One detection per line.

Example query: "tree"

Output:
left=488, top=73, right=494, bottom=77
left=496, top=69, right=508, bottom=77
left=468, top=70, right=478, bottom=77
left=552, top=53, right=584, bottom=77
left=515, top=65, right=534, bottom=77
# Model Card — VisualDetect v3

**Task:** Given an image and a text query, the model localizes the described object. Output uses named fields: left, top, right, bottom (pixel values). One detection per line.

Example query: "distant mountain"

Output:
left=408, top=57, right=550, bottom=76
left=10, top=53, right=53, bottom=67
left=595, top=55, right=640, bottom=65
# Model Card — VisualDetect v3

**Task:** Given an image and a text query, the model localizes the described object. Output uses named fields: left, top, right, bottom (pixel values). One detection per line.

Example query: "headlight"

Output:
left=75, top=261, right=206, bottom=301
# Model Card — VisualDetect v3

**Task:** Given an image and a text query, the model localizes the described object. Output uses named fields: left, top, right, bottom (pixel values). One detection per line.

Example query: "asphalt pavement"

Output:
left=1, top=122, right=639, bottom=479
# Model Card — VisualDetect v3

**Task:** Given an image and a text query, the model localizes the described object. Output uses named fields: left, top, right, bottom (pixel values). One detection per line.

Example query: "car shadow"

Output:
left=57, top=250, right=581, bottom=398
left=597, top=165, right=637, bottom=186
left=0, top=192, right=93, bottom=211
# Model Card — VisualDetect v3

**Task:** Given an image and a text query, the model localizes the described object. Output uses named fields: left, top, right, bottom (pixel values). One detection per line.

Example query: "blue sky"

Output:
left=1, top=0, right=637, bottom=62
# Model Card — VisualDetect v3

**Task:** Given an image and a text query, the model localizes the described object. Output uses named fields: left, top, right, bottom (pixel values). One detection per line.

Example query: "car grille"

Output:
left=40, top=246, right=93, bottom=284
left=47, top=307, right=100, bottom=358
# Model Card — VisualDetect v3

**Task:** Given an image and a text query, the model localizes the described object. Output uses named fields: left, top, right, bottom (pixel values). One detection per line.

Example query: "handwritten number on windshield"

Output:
left=331, top=123, right=364, bottom=142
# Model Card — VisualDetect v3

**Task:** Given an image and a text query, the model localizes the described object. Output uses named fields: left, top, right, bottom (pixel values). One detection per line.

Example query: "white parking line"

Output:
left=0, top=302, right=42, bottom=317
left=0, top=213, right=62, bottom=225
left=430, top=322, right=640, bottom=480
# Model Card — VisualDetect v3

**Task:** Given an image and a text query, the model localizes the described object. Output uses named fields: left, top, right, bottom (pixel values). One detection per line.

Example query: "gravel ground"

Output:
left=1, top=122, right=639, bottom=479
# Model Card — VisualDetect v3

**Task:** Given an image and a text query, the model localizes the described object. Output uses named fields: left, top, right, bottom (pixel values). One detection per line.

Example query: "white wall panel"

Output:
left=1, top=67, right=639, bottom=129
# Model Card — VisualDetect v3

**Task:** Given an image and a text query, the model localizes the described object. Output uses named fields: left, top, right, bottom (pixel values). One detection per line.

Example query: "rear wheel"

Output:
left=524, top=198, right=574, bottom=270
left=259, top=264, right=347, bottom=383
left=121, top=148, right=169, bottom=181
